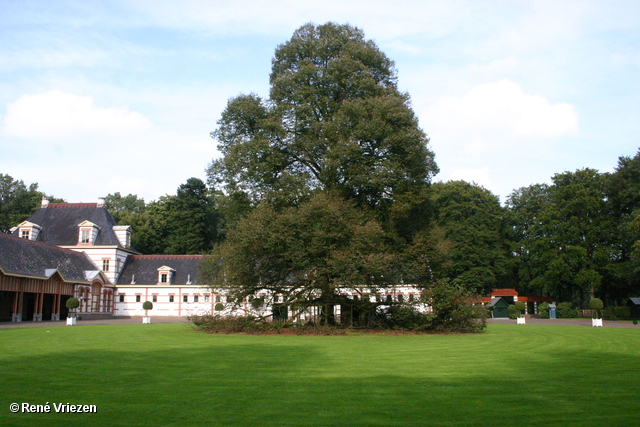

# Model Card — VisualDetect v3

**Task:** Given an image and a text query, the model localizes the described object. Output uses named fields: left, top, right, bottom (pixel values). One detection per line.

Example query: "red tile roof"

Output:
left=491, top=288, right=519, bottom=297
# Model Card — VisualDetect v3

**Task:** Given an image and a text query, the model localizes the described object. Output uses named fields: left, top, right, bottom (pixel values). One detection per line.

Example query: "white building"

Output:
left=3, top=198, right=426, bottom=323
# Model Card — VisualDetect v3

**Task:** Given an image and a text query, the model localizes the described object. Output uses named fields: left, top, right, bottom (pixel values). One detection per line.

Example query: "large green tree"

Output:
left=604, top=150, right=640, bottom=301
left=203, top=23, right=439, bottom=323
left=207, top=22, right=437, bottom=236
left=128, top=178, right=219, bottom=255
left=428, top=181, right=509, bottom=294
left=507, top=169, right=616, bottom=306
left=202, top=192, right=398, bottom=324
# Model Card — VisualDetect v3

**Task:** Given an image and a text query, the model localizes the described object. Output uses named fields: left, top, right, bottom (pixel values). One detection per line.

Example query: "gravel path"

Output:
left=487, top=317, right=640, bottom=328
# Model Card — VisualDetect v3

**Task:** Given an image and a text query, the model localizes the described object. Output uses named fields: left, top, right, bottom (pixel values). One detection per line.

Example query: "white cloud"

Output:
left=422, top=80, right=580, bottom=200
left=3, top=90, right=151, bottom=140
left=425, top=79, right=578, bottom=142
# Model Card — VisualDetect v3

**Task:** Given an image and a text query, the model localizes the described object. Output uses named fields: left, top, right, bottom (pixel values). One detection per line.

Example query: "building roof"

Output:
left=0, top=233, right=104, bottom=283
left=491, top=288, right=519, bottom=297
left=486, top=297, right=509, bottom=308
left=11, top=202, right=122, bottom=247
left=116, top=255, right=205, bottom=286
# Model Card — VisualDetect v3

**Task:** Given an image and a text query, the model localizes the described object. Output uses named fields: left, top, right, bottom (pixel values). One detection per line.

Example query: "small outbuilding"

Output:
left=487, top=297, right=510, bottom=318
left=627, top=298, right=640, bottom=319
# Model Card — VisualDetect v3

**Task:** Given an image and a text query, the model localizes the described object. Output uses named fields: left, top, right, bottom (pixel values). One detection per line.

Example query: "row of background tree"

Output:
left=2, top=149, right=640, bottom=307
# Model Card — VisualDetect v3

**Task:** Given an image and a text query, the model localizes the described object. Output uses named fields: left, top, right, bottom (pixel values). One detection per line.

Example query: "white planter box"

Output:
left=516, top=317, right=525, bottom=325
left=143, top=316, right=151, bottom=324
left=66, top=317, right=76, bottom=326
left=592, top=318, right=603, bottom=327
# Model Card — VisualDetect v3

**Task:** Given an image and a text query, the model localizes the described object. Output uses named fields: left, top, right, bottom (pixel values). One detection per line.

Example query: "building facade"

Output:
left=2, top=198, right=426, bottom=322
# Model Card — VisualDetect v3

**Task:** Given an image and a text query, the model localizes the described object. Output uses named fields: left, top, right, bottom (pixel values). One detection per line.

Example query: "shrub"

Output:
left=188, top=314, right=346, bottom=335
left=615, top=306, right=631, bottom=319
left=508, top=302, right=525, bottom=319
left=420, top=280, right=487, bottom=333
left=214, top=303, right=224, bottom=311
left=557, top=302, right=578, bottom=318
left=66, top=297, right=80, bottom=310
left=66, top=297, right=80, bottom=318
left=588, top=298, right=604, bottom=318
left=605, top=306, right=631, bottom=320
left=508, top=305, right=520, bottom=319
left=538, top=302, right=550, bottom=319
left=375, top=304, right=431, bottom=331
left=142, top=301, right=153, bottom=311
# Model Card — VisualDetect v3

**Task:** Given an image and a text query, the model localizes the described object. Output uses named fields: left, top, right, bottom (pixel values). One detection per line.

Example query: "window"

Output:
left=169, top=295, right=174, bottom=303
left=397, top=294, right=404, bottom=303
left=194, top=295, right=199, bottom=303
left=160, top=273, right=168, bottom=283
left=152, top=295, right=157, bottom=303
left=183, top=295, right=188, bottom=303
left=81, top=229, right=90, bottom=244
left=21, top=230, right=30, bottom=239
left=204, top=295, right=210, bottom=303
left=409, top=294, right=415, bottom=302
left=102, top=259, right=110, bottom=272
left=215, top=295, right=221, bottom=303
left=136, top=295, right=141, bottom=303
left=119, top=294, right=124, bottom=303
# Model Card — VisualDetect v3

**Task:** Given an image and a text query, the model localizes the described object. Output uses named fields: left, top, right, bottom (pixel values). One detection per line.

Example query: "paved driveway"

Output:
left=487, top=317, right=640, bottom=328
left=0, top=316, right=191, bottom=329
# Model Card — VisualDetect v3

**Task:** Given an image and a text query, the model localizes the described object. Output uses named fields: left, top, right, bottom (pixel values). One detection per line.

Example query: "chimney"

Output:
left=97, top=197, right=105, bottom=207
left=41, top=197, right=50, bottom=208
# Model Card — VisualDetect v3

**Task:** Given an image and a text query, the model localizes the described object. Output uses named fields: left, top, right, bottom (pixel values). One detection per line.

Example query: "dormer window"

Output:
left=15, top=221, right=42, bottom=241
left=157, top=266, right=176, bottom=285
left=113, top=225, right=132, bottom=248
left=78, top=220, right=100, bottom=245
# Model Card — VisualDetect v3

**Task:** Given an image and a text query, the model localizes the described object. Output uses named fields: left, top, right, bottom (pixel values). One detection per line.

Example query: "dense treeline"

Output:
left=3, top=151, right=639, bottom=311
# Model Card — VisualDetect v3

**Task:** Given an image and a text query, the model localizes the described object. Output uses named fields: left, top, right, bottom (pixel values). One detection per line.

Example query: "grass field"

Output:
left=1, top=323, right=639, bottom=426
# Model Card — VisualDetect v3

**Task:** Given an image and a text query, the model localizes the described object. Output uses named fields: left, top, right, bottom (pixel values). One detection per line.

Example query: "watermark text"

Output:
left=10, top=402, right=97, bottom=414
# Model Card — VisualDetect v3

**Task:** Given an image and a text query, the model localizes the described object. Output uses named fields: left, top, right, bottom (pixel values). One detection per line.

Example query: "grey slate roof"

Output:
left=12, top=203, right=122, bottom=246
left=116, top=255, right=205, bottom=286
left=628, top=298, right=640, bottom=306
left=486, top=297, right=508, bottom=308
left=0, top=232, right=101, bottom=283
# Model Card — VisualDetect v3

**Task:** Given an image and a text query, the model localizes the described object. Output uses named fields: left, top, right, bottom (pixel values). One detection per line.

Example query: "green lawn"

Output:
left=1, top=323, right=639, bottom=426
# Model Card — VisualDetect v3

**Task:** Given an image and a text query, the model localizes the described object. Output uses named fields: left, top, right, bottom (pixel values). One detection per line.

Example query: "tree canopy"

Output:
left=202, top=23, right=441, bottom=324
left=207, top=22, right=437, bottom=222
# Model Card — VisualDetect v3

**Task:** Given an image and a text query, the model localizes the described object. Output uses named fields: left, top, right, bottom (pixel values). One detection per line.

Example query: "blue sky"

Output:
left=1, top=0, right=639, bottom=204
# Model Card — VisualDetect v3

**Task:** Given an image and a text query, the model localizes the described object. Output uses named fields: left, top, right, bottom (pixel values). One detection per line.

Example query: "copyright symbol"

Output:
left=10, top=403, right=19, bottom=413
